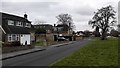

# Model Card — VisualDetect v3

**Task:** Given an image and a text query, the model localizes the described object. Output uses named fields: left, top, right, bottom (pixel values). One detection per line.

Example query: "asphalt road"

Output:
left=2, top=39, right=91, bottom=66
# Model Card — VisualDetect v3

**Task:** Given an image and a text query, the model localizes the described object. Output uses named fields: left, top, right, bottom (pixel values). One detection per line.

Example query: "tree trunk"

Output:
left=101, top=30, right=107, bottom=40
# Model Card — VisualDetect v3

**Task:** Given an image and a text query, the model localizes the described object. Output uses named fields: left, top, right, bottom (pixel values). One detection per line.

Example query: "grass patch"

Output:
left=51, top=38, right=119, bottom=66
left=33, top=40, right=47, bottom=46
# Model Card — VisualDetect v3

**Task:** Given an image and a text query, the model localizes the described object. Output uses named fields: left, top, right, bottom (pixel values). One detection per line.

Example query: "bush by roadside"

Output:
left=33, top=40, right=47, bottom=46
left=2, top=41, right=21, bottom=47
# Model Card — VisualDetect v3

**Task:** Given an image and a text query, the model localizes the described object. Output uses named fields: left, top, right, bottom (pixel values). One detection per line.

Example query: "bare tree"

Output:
left=89, top=5, right=116, bottom=40
left=56, top=13, right=75, bottom=31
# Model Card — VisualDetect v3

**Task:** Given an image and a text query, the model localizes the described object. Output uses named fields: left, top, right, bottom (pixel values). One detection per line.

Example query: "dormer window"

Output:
left=8, top=20, right=14, bottom=25
left=16, top=21, right=23, bottom=27
left=25, top=23, right=31, bottom=28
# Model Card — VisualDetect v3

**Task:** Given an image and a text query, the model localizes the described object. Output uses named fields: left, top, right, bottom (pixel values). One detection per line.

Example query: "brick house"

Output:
left=33, top=24, right=54, bottom=34
left=1, top=12, right=33, bottom=45
left=54, top=24, right=70, bottom=35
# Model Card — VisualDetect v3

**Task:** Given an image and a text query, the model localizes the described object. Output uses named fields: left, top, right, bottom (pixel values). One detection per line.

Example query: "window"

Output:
left=12, top=35, right=16, bottom=41
left=8, top=34, right=20, bottom=42
left=16, top=21, right=23, bottom=26
left=8, top=34, right=12, bottom=42
left=16, top=35, right=19, bottom=41
left=35, top=26, right=38, bottom=29
left=8, top=20, right=14, bottom=25
left=21, top=35, right=23, bottom=37
left=25, top=23, right=31, bottom=28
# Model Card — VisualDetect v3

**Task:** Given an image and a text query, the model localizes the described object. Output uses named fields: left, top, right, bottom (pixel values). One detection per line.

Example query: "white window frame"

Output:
left=12, top=34, right=16, bottom=41
left=25, top=23, right=31, bottom=28
left=8, top=20, right=14, bottom=25
left=8, top=34, right=12, bottom=42
left=16, top=21, right=23, bottom=27
left=16, top=35, right=19, bottom=41
left=8, top=34, right=20, bottom=42
left=35, top=26, right=38, bottom=29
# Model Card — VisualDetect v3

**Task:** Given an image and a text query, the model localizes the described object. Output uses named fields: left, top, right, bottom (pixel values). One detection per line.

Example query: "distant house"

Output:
left=33, top=24, right=54, bottom=34
left=54, top=24, right=69, bottom=34
left=1, top=12, right=33, bottom=45
left=76, top=31, right=84, bottom=36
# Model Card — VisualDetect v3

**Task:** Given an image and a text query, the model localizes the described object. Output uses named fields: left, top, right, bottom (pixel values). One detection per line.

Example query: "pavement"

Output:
left=1, top=41, right=75, bottom=60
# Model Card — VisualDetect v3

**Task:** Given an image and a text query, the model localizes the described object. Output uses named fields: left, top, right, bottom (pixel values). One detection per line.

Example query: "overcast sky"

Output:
left=1, top=0, right=119, bottom=31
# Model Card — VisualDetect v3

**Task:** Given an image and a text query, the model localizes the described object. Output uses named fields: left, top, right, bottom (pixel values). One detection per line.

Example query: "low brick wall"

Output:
left=2, top=46, right=34, bottom=53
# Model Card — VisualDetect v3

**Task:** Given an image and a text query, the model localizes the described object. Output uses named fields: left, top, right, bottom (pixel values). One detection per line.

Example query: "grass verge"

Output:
left=33, top=40, right=47, bottom=46
left=51, top=38, right=119, bottom=66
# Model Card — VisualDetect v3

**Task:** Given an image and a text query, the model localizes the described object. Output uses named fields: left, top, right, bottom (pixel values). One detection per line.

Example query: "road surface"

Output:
left=2, top=39, right=91, bottom=66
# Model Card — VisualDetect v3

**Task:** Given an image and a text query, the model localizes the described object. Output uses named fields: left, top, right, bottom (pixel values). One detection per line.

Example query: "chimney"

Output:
left=54, top=24, right=56, bottom=27
left=24, top=13, right=27, bottom=19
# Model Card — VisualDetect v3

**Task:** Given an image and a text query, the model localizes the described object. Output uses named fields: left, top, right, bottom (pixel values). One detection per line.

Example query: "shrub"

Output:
left=110, top=29, right=119, bottom=37
left=35, top=28, right=46, bottom=34
left=93, top=31, right=101, bottom=37
left=3, top=41, right=21, bottom=47
left=11, top=41, right=21, bottom=46
left=2, top=42, right=12, bottom=47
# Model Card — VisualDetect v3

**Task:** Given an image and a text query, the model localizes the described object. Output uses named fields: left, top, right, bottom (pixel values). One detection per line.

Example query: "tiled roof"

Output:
left=3, top=25, right=30, bottom=34
left=1, top=12, right=31, bottom=34
left=1, top=12, right=31, bottom=23
left=56, top=24, right=69, bottom=27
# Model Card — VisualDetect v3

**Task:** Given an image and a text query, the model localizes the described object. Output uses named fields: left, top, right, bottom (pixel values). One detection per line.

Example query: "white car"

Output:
left=57, top=36, right=66, bottom=41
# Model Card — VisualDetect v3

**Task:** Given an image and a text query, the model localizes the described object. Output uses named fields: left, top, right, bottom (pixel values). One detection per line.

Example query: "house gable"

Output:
left=1, top=12, right=31, bottom=34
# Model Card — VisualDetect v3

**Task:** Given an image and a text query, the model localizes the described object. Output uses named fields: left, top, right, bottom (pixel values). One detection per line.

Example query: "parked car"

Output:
left=57, top=36, right=66, bottom=41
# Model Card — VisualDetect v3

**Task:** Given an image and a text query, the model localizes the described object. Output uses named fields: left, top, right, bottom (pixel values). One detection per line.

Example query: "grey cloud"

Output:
left=2, top=2, right=58, bottom=22
left=1, top=1, right=118, bottom=31
left=1, top=2, right=96, bottom=31
left=2, top=2, right=58, bottom=13
left=75, top=5, right=95, bottom=16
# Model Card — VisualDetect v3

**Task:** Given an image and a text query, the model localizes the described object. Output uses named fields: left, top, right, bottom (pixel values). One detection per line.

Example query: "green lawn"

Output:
left=51, top=38, right=119, bottom=66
